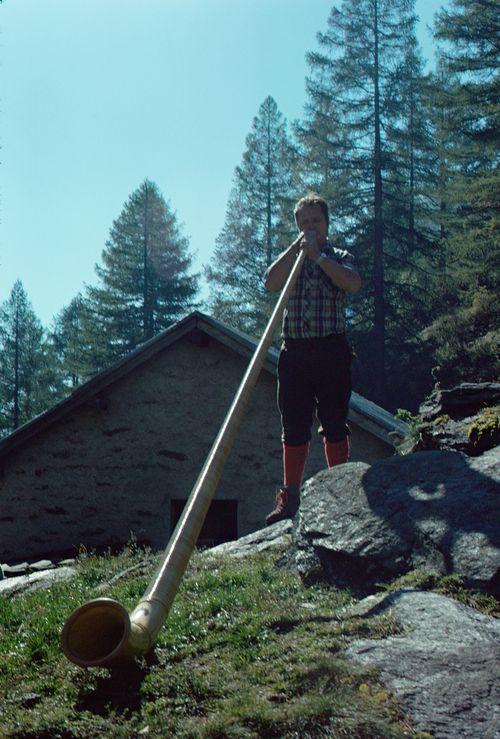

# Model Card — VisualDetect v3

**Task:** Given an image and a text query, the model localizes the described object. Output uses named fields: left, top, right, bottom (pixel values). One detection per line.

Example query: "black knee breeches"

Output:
left=277, top=333, right=352, bottom=446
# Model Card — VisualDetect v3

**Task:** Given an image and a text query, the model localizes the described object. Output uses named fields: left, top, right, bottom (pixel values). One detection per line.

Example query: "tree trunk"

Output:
left=266, top=108, right=272, bottom=267
left=13, top=304, right=20, bottom=429
left=143, top=186, right=150, bottom=340
left=372, top=0, right=386, bottom=405
left=408, top=73, right=415, bottom=253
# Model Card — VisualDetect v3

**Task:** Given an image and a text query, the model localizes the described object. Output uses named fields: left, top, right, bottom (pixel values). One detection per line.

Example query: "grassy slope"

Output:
left=2, top=543, right=491, bottom=738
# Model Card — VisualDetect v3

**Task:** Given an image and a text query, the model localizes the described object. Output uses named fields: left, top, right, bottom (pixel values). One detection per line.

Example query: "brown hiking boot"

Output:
left=265, top=486, right=300, bottom=526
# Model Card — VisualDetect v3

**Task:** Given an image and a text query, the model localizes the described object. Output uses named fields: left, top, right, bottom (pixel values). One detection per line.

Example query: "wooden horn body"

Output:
left=61, top=250, right=306, bottom=667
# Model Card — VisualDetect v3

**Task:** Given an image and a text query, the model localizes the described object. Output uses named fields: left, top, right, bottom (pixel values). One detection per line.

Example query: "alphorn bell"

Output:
left=61, top=247, right=307, bottom=668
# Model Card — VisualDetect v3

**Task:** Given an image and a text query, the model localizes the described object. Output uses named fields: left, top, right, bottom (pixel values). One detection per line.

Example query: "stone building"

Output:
left=0, top=311, right=407, bottom=563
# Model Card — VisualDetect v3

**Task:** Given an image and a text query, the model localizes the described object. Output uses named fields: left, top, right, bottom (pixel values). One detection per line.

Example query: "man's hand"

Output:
left=264, top=232, right=305, bottom=292
left=299, top=229, right=322, bottom=262
left=300, top=229, right=362, bottom=293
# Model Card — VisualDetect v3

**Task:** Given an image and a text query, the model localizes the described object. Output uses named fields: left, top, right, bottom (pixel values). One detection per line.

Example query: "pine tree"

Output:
left=49, top=294, right=97, bottom=387
left=297, top=0, right=439, bottom=407
left=0, top=280, right=59, bottom=435
left=206, top=96, right=298, bottom=335
left=85, top=180, right=199, bottom=370
left=378, top=37, right=446, bottom=405
left=422, top=0, right=500, bottom=385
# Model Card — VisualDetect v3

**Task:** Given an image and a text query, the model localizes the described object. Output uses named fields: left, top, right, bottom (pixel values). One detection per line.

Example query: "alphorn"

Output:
left=61, top=247, right=307, bottom=668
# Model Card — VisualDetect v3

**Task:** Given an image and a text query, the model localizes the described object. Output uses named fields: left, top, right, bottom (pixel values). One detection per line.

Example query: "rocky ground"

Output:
left=0, top=557, right=77, bottom=596
left=346, top=590, right=499, bottom=739
left=208, top=381, right=500, bottom=739
left=209, top=515, right=499, bottom=739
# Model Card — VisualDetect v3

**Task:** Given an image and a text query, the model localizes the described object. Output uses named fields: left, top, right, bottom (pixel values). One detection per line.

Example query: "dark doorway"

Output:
left=170, top=499, right=238, bottom=548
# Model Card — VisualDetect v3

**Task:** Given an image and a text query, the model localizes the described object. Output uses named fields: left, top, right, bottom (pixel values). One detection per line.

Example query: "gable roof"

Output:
left=0, top=311, right=408, bottom=460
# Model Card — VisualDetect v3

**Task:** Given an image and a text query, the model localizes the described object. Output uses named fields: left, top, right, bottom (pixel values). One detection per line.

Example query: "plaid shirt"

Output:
left=282, top=242, right=356, bottom=339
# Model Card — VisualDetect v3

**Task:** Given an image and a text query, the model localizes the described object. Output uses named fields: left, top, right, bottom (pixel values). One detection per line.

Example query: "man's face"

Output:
left=295, top=204, right=328, bottom=246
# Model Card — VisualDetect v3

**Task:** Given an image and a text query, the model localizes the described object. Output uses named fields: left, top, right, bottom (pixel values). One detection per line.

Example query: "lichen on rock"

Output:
left=468, top=406, right=500, bottom=454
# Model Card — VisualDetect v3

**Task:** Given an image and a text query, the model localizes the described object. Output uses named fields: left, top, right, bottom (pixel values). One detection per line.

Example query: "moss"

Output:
left=432, top=414, right=450, bottom=426
left=378, top=569, right=439, bottom=592
left=468, top=406, right=500, bottom=452
left=395, top=409, right=421, bottom=426
left=394, top=409, right=423, bottom=454
left=379, top=570, right=499, bottom=616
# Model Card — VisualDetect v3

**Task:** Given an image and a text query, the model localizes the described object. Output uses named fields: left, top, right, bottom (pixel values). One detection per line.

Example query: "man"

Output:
left=265, top=194, right=361, bottom=525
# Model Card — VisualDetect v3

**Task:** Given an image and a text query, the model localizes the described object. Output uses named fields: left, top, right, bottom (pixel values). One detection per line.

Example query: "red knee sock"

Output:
left=283, top=443, right=309, bottom=488
left=323, top=437, right=349, bottom=468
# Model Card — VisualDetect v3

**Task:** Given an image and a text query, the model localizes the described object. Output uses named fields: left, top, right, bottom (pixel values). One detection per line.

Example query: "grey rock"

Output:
left=0, top=566, right=76, bottom=597
left=28, top=559, right=55, bottom=572
left=420, top=382, right=500, bottom=421
left=1, top=562, right=29, bottom=577
left=415, top=383, right=500, bottom=456
left=346, top=590, right=500, bottom=739
left=295, top=447, right=500, bottom=592
left=416, top=414, right=482, bottom=455
left=206, top=519, right=293, bottom=558
left=0, top=564, right=3, bottom=580
left=343, top=591, right=393, bottom=618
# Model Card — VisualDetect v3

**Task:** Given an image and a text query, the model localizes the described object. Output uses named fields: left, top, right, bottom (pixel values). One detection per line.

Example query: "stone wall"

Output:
left=0, top=332, right=393, bottom=562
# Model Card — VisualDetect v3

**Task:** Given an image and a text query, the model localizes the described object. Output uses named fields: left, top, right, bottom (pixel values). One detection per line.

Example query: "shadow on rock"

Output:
left=296, top=447, right=499, bottom=595
left=361, top=449, right=499, bottom=592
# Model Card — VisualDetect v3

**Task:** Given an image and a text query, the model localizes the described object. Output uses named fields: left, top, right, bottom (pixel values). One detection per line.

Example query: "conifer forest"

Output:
left=1, top=0, right=498, bottom=436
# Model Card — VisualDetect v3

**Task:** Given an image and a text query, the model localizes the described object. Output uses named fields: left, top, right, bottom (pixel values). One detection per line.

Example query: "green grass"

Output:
left=378, top=569, right=499, bottom=615
left=0, top=545, right=438, bottom=738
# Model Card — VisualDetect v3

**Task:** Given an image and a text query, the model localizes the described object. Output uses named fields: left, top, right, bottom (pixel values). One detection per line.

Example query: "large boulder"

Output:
left=293, top=446, right=499, bottom=593
left=346, top=589, right=500, bottom=739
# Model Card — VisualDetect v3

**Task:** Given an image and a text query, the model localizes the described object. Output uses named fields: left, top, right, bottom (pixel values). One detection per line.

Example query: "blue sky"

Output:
left=1, top=0, right=444, bottom=326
